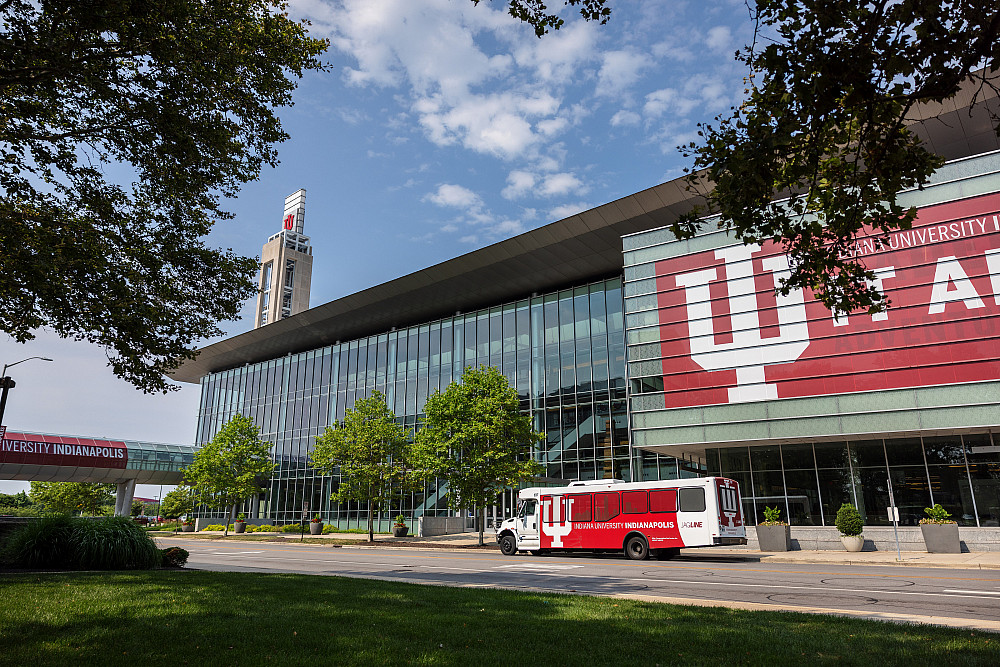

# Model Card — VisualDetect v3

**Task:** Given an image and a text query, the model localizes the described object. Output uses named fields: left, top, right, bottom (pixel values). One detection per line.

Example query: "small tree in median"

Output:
left=414, top=365, right=543, bottom=546
left=184, top=415, right=275, bottom=537
left=311, top=391, right=412, bottom=542
left=160, top=486, right=196, bottom=522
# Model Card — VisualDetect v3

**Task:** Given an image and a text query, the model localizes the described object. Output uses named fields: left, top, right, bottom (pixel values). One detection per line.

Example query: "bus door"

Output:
left=518, top=497, right=539, bottom=547
left=676, top=485, right=710, bottom=547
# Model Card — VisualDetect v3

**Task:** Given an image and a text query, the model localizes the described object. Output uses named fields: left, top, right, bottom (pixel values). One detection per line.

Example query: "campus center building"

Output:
left=173, top=85, right=1000, bottom=533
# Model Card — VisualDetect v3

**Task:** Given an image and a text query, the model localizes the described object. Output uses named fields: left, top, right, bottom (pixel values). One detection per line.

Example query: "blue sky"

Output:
left=0, top=0, right=753, bottom=495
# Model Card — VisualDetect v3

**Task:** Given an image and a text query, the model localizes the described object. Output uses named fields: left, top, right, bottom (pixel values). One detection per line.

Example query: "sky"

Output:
left=0, top=0, right=754, bottom=496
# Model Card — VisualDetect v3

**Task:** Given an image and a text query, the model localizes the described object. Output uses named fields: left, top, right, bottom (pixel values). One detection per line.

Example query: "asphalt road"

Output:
left=161, top=538, right=1000, bottom=631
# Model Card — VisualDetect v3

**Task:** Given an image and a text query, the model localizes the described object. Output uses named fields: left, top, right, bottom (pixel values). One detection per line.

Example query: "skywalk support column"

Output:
left=114, top=479, right=137, bottom=517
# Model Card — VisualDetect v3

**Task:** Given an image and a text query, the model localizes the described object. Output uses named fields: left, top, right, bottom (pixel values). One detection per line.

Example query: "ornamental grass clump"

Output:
left=2, top=515, right=161, bottom=569
left=835, top=503, right=864, bottom=537
left=73, top=517, right=161, bottom=570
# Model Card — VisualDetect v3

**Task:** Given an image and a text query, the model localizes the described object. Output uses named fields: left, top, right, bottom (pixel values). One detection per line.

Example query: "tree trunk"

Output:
left=224, top=503, right=235, bottom=537
left=478, top=505, right=485, bottom=546
left=367, top=498, right=374, bottom=542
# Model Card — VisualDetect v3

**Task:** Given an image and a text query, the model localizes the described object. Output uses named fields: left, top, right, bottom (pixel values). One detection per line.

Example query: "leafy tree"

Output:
left=414, top=365, right=543, bottom=546
left=130, top=499, right=144, bottom=517
left=476, top=0, right=611, bottom=37
left=0, top=1, right=327, bottom=392
left=160, top=486, right=196, bottom=521
left=0, top=490, right=33, bottom=508
left=29, top=481, right=114, bottom=516
left=311, top=391, right=412, bottom=542
left=676, top=1, right=1000, bottom=315
left=184, top=414, right=275, bottom=536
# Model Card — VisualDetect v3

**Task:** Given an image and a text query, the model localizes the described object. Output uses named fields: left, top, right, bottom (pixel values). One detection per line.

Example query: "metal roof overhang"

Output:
left=171, top=81, right=1000, bottom=385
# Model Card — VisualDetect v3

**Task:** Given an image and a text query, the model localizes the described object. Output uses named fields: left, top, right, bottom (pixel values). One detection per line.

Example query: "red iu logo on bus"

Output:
left=283, top=213, right=294, bottom=230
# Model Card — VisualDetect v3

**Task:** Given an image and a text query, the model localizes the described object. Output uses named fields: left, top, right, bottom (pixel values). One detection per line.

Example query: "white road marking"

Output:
left=495, top=564, right=584, bottom=571
left=207, top=551, right=264, bottom=556
left=944, top=589, right=1000, bottom=596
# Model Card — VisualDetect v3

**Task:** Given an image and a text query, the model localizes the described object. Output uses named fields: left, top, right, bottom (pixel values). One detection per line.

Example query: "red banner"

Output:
left=0, top=432, right=128, bottom=469
left=653, top=193, right=1000, bottom=408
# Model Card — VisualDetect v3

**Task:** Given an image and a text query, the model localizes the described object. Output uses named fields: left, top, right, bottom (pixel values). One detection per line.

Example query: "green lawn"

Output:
left=0, top=571, right=995, bottom=666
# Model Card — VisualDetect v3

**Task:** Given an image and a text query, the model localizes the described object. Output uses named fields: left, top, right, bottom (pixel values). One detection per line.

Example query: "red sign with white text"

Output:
left=0, top=432, right=128, bottom=469
left=653, top=193, right=1000, bottom=408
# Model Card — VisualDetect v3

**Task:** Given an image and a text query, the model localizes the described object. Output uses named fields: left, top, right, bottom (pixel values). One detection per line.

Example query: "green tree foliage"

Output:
left=184, top=414, right=275, bottom=536
left=0, top=490, right=33, bottom=508
left=0, top=1, right=327, bottom=392
left=414, top=366, right=543, bottom=546
left=159, top=485, right=196, bottom=520
left=476, top=0, right=611, bottom=37
left=311, top=391, right=412, bottom=542
left=29, top=481, right=115, bottom=516
left=677, top=1, right=1000, bottom=315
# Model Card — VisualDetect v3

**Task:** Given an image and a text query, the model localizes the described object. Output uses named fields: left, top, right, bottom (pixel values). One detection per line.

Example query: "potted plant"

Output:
left=835, top=503, right=864, bottom=552
left=181, top=519, right=195, bottom=533
left=392, top=514, right=408, bottom=538
left=920, top=504, right=961, bottom=553
left=755, top=506, right=791, bottom=551
left=234, top=513, right=246, bottom=534
left=309, top=514, right=324, bottom=535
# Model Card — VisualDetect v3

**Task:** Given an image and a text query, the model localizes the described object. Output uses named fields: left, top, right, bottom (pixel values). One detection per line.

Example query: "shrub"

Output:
left=201, top=524, right=226, bottom=531
left=0, top=505, right=43, bottom=517
left=835, top=503, right=864, bottom=536
left=281, top=523, right=305, bottom=533
left=1, top=514, right=76, bottom=568
left=246, top=524, right=278, bottom=532
left=73, top=517, right=161, bottom=570
left=921, top=504, right=955, bottom=524
left=760, top=506, right=785, bottom=525
left=1, top=515, right=161, bottom=569
left=160, top=547, right=189, bottom=567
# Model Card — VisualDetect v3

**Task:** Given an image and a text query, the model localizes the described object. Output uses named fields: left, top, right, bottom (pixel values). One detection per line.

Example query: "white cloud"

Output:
left=596, top=50, right=651, bottom=97
left=705, top=26, right=732, bottom=52
left=502, top=170, right=537, bottom=200
left=610, top=110, right=640, bottom=127
left=539, top=173, right=587, bottom=198
left=643, top=88, right=675, bottom=118
left=425, top=183, right=482, bottom=209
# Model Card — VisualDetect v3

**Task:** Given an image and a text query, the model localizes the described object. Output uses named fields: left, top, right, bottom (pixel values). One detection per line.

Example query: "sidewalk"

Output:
left=165, top=530, right=1000, bottom=568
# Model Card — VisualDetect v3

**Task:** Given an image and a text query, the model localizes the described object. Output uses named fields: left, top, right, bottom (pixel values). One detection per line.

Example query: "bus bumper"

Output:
left=713, top=536, right=748, bottom=546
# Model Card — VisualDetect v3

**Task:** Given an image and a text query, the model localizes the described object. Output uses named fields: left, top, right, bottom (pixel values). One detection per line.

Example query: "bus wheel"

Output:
left=499, top=534, right=518, bottom=556
left=624, top=535, right=649, bottom=561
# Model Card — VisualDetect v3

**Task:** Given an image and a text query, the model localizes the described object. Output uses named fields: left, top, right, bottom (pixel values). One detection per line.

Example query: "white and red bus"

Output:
left=495, top=477, right=746, bottom=560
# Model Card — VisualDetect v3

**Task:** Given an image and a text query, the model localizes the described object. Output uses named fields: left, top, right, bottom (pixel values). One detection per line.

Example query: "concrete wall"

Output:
left=418, top=516, right=471, bottom=537
left=745, top=526, right=1000, bottom=552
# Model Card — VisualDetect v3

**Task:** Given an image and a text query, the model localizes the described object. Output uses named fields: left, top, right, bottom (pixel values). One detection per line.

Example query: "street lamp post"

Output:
left=0, top=356, right=54, bottom=429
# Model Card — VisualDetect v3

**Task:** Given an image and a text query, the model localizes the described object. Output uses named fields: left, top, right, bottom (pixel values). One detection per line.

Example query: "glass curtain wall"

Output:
left=706, top=434, right=1000, bottom=527
left=195, top=277, right=632, bottom=527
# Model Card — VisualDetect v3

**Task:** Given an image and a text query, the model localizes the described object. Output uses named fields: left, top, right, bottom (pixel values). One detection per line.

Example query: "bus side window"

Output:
left=622, top=491, right=648, bottom=514
left=594, top=492, right=620, bottom=522
left=678, top=487, right=706, bottom=512
left=649, top=489, right=676, bottom=513
left=542, top=495, right=564, bottom=523
left=569, top=494, right=592, bottom=522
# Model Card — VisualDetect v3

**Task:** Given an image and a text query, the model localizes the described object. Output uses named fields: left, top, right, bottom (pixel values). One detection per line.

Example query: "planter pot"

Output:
left=840, top=534, right=864, bottom=552
left=755, top=524, right=791, bottom=552
left=309, top=522, right=323, bottom=535
left=920, top=523, right=961, bottom=553
left=392, top=525, right=409, bottom=537
left=234, top=522, right=246, bottom=534
left=181, top=524, right=194, bottom=532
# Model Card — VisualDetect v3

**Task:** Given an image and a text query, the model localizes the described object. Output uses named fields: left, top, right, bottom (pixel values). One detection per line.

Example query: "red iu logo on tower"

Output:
left=283, top=213, right=294, bottom=230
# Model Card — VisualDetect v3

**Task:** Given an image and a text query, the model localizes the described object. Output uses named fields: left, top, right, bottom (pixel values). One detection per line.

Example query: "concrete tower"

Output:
left=253, top=189, right=313, bottom=328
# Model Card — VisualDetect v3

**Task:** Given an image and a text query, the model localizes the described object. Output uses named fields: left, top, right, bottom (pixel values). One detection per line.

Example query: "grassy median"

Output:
left=0, top=571, right=996, bottom=666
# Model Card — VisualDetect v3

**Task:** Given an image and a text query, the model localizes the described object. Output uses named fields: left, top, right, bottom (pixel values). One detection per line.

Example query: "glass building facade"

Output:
left=195, top=277, right=683, bottom=528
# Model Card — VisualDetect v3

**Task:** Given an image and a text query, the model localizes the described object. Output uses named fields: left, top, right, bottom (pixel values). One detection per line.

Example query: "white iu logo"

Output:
left=540, top=496, right=573, bottom=547
left=675, top=244, right=810, bottom=403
